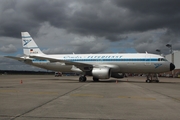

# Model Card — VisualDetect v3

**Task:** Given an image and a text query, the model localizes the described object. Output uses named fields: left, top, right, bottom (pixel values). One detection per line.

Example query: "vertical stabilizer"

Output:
left=21, top=32, right=45, bottom=55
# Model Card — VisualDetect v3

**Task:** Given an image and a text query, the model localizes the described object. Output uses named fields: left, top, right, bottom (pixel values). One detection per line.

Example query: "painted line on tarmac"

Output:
left=9, top=83, right=88, bottom=120
left=0, top=89, right=18, bottom=93
left=71, top=93, right=104, bottom=98
left=30, top=91, right=58, bottom=95
left=118, top=96, right=156, bottom=100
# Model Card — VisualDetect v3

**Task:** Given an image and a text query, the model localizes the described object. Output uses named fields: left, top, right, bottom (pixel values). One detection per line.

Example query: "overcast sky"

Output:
left=0, top=0, right=180, bottom=71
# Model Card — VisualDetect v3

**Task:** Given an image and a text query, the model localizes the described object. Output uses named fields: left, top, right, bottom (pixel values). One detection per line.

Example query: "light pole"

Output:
left=166, top=44, right=172, bottom=53
left=166, top=44, right=174, bottom=77
left=156, top=49, right=161, bottom=55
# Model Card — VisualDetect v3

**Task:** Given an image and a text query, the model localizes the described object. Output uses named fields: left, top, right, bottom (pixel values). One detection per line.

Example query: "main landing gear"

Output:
left=146, top=74, right=159, bottom=83
left=93, top=77, right=99, bottom=82
left=79, top=75, right=87, bottom=82
left=79, top=75, right=100, bottom=82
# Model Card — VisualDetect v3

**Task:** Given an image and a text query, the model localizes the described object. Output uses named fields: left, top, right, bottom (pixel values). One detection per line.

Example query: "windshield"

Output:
left=158, top=58, right=167, bottom=61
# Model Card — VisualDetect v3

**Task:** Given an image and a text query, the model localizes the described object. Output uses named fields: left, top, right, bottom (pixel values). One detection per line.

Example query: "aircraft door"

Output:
left=145, top=54, right=151, bottom=65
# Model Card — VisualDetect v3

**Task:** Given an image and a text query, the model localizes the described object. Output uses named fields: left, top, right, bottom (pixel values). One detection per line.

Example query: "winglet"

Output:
left=21, top=32, right=45, bottom=55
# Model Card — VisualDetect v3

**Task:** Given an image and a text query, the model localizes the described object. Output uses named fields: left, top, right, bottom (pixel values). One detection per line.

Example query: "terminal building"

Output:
left=165, top=51, right=180, bottom=77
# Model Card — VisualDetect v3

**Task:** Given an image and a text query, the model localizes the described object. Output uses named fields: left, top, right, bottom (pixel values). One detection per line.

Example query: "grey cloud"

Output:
left=69, top=36, right=108, bottom=53
left=43, top=38, right=107, bottom=54
left=42, top=47, right=76, bottom=54
left=132, top=29, right=180, bottom=54
left=0, top=44, right=17, bottom=53
left=1, top=0, right=180, bottom=40
left=74, top=42, right=107, bottom=54
left=0, top=56, right=45, bottom=71
left=0, top=0, right=40, bottom=38
left=113, top=0, right=180, bottom=32
left=113, top=0, right=180, bottom=15
left=0, top=0, right=180, bottom=54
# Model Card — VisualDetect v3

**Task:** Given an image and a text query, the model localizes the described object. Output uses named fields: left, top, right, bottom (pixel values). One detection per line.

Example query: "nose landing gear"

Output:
left=146, top=74, right=159, bottom=83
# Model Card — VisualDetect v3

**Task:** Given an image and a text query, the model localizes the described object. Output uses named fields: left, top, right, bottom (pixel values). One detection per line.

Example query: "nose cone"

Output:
left=170, top=63, right=175, bottom=71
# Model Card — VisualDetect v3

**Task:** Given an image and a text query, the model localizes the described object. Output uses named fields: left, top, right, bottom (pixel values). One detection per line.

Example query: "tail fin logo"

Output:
left=23, top=40, right=32, bottom=46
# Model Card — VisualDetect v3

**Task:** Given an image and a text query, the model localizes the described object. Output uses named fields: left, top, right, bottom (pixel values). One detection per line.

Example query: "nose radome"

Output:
left=170, top=63, right=175, bottom=71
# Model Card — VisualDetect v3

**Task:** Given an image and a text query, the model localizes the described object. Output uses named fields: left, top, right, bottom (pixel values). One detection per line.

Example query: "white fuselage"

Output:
left=24, top=53, right=171, bottom=73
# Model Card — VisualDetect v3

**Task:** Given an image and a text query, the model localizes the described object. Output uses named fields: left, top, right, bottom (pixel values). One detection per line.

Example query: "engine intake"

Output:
left=92, top=68, right=111, bottom=79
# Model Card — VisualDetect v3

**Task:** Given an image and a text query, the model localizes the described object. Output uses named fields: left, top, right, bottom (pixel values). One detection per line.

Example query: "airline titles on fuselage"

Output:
left=63, top=55, right=123, bottom=59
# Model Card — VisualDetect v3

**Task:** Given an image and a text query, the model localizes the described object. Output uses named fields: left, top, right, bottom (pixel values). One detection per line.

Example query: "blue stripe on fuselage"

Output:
left=62, top=58, right=158, bottom=62
left=32, top=59, right=49, bottom=63
left=32, top=58, right=159, bottom=63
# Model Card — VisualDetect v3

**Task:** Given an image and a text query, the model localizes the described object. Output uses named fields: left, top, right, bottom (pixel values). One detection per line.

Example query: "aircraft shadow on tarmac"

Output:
left=118, top=80, right=180, bottom=84
left=36, top=78, right=180, bottom=84
left=91, top=79, right=180, bottom=84
left=37, top=78, right=85, bottom=83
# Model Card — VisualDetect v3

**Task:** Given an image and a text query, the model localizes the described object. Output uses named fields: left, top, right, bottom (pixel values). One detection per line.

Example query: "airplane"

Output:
left=5, top=32, right=175, bottom=83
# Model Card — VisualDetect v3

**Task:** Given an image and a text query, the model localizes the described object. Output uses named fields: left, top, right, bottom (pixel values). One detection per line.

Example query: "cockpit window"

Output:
left=163, top=58, right=167, bottom=61
left=158, top=58, right=167, bottom=61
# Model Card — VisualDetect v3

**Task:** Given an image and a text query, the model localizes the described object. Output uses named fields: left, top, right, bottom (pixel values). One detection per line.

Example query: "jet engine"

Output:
left=92, top=68, right=111, bottom=79
left=111, top=72, right=125, bottom=78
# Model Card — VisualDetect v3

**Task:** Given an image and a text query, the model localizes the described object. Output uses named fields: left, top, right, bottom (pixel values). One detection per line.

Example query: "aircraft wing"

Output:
left=30, top=55, right=93, bottom=70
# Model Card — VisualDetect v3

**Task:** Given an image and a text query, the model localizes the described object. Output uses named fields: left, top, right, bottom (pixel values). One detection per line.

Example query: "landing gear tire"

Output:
left=79, top=76, right=87, bottom=82
left=156, top=80, right=159, bottom=83
left=93, top=77, right=99, bottom=82
left=146, top=74, right=160, bottom=83
left=146, top=79, right=151, bottom=83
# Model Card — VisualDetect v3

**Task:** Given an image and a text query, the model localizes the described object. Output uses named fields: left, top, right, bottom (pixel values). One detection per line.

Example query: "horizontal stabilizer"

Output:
left=5, top=56, right=32, bottom=62
left=5, top=56, right=25, bottom=61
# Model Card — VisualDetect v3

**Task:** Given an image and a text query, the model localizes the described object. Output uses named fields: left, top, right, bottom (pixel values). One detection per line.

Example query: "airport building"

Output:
left=165, top=51, right=180, bottom=77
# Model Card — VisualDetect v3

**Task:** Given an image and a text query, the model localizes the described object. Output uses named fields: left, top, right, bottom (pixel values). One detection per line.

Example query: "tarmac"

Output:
left=0, top=75, right=180, bottom=120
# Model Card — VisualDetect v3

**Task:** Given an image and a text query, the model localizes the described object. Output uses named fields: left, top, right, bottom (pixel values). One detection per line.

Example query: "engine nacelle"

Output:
left=111, top=72, right=125, bottom=78
left=92, top=68, right=111, bottom=79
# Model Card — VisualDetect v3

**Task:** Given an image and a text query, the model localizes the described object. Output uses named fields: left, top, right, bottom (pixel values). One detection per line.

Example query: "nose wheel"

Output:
left=146, top=79, right=151, bottom=83
left=146, top=74, right=159, bottom=83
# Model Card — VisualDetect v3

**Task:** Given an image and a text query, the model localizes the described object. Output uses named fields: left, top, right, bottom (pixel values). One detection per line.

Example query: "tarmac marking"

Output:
left=0, top=89, right=18, bottom=93
left=118, top=96, right=156, bottom=100
left=30, top=91, right=58, bottom=95
left=8, top=82, right=88, bottom=120
left=71, top=93, right=104, bottom=98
